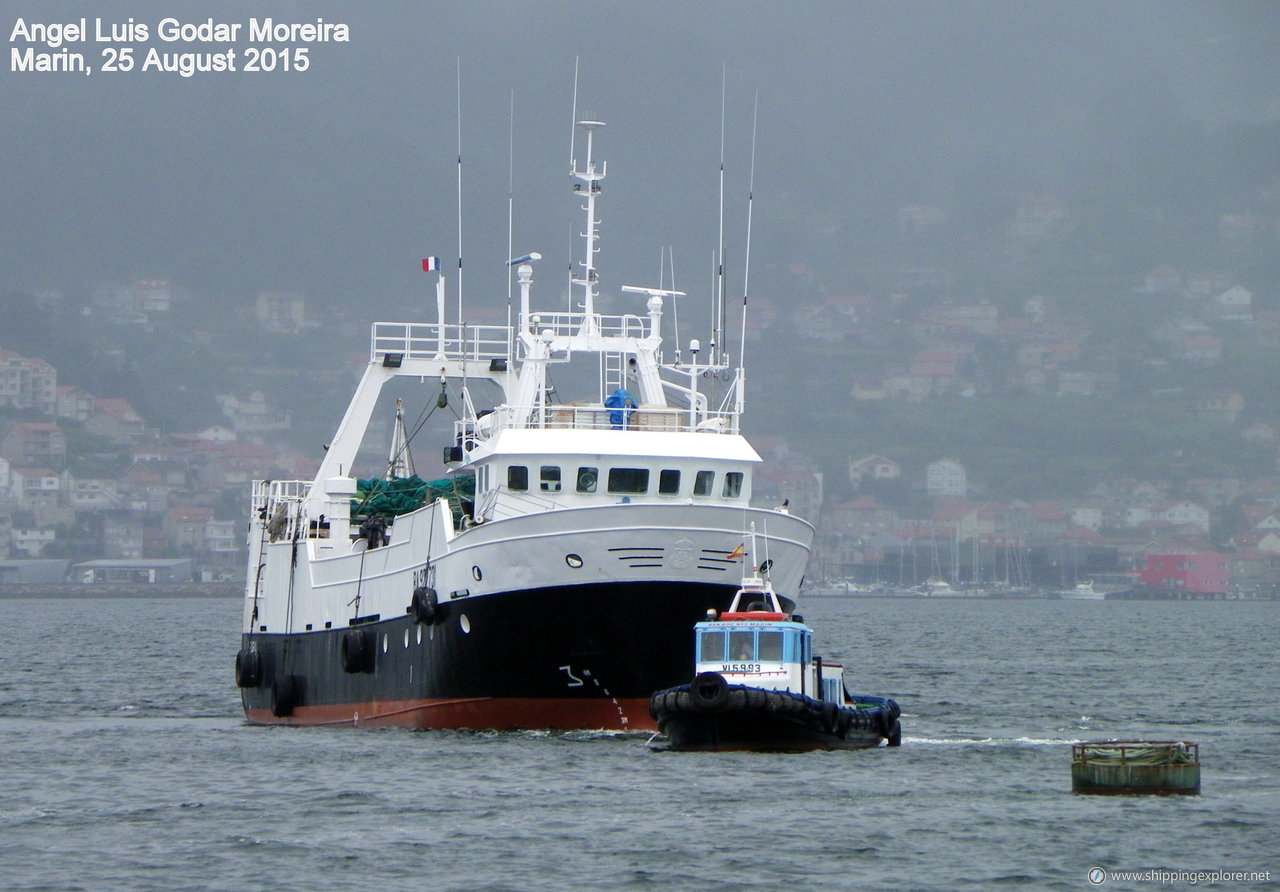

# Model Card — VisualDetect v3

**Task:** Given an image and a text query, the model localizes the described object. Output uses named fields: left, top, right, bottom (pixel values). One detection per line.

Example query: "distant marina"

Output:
left=0, top=582, right=239, bottom=599
left=803, top=579, right=1278, bottom=600
left=1, top=579, right=1272, bottom=601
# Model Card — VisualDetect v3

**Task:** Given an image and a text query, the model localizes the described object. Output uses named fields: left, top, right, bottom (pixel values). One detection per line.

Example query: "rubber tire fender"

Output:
left=689, top=671, right=729, bottom=711
left=272, top=674, right=298, bottom=717
left=411, top=586, right=439, bottom=624
left=887, top=718, right=902, bottom=747
left=234, top=648, right=262, bottom=688
left=648, top=694, right=660, bottom=721
left=821, top=700, right=839, bottom=733
left=340, top=629, right=374, bottom=674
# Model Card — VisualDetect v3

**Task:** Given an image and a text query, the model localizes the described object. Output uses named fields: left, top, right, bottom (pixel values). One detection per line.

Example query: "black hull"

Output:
left=649, top=678, right=902, bottom=752
left=237, top=581, right=736, bottom=730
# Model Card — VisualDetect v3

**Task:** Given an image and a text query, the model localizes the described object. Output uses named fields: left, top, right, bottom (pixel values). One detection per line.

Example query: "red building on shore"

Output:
left=1139, top=553, right=1229, bottom=595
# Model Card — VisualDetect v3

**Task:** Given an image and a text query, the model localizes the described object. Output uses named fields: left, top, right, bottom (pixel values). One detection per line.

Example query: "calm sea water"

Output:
left=0, top=596, right=1275, bottom=891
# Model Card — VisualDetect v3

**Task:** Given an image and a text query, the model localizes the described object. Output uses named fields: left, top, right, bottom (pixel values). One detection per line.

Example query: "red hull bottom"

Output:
left=244, top=696, right=657, bottom=732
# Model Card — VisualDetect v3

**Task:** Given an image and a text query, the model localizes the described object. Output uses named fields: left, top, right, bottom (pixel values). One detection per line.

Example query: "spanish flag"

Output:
left=727, top=543, right=745, bottom=560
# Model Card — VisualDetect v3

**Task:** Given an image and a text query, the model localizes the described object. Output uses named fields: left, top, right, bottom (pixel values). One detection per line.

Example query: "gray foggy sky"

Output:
left=3, top=1, right=1277, bottom=310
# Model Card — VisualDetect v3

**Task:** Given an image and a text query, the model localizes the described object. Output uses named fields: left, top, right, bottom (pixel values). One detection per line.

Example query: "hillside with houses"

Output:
left=3, top=171, right=1280, bottom=594
left=737, top=166, right=1280, bottom=595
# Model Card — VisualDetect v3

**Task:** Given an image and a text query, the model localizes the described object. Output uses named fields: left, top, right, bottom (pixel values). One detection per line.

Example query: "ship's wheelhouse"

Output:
left=693, top=620, right=814, bottom=693
left=459, top=428, right=760, bottom=521
left=495, top=460, right=747, bottom=500
left=695, top=622, right=811, bottom=667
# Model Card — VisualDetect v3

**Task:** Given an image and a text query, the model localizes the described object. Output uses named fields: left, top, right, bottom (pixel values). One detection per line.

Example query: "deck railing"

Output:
left=371, top=322, right=511, bottom=364
left=454, top=403, right=739, bottom=442
left=519, top=312, right=650, bottom=341
left=1072, top=741, right=1199, bottom=765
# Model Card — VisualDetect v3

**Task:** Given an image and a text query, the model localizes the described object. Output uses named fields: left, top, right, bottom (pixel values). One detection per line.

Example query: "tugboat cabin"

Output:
left=693, top=580, right=846, bottom=703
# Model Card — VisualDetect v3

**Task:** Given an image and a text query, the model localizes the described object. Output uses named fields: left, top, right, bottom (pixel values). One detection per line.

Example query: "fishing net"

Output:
left=350, top=475, right=475, bottom=525
left=1074, top=742, right=1197, bottom=765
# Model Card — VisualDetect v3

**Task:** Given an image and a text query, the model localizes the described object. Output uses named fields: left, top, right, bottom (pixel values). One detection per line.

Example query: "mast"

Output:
left=386, top=398, right=415, bottom=480
left=571, top=119, right=606, bottom=336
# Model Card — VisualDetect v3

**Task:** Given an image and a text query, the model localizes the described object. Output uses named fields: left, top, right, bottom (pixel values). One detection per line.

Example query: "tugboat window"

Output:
left=540, top=466, right=562, bottom=493
left=658, top=469, right=681, bottom=494
left=607, top=467, right=649, bottom=494
left=757, top=631, right=784, bottom=662
left=508, top=466, right=528, bottom=491
left=729, top=631, right=755, bottom=661
left=693, top=470, right=715, bottom=496
left=576, top=467, right=598, bottom=493
left=723, top=472, right=744, bottom=498
left=698, top=630, right=725, bottom=662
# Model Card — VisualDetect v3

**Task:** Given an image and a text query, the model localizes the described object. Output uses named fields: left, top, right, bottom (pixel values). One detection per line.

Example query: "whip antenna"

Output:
left=714, top=67, right=726, bottom=368
left=569, top=56, right=579, bottom=168
left=455, top=57, right=464, bottom=323
left=666, top=246, right=681, bottom=356
left=739, top=91, right=758, bottom=385
left=507, top=89, right=515, bottom=327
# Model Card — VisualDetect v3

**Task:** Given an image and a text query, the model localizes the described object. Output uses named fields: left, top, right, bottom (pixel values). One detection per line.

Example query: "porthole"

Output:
left=382, top=633, right=389, bottom=653
left=566, top=554, right=584, bottom=569
left=404, top=628, right=410, bottom=648
left=472, top=565, right=483, bottom=581
left=460, top=614, right=471, bottom=634
left=416, top=625, right=423, bottom=645
left=759, top=558, right=774, bottom=575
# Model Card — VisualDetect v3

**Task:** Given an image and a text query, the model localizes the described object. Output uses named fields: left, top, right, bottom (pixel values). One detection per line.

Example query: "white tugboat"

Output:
left=649, top=533, right=901, bottom=751
left=234, top=118, right=815, bottom=730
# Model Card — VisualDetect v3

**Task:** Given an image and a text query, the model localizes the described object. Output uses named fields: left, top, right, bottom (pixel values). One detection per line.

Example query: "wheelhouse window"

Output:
left=729, top=631, right=756, bottom=662
left=757, top=630, right=784, bottom=662
left=607, top=467, right=649, bottom=494
left=693, top=470, right=715, bottom=497
left=658, top=469, right=681, bottom=494
left=698, top=630, right=725, bottom=663
left=507, top=466, right=528, bottom=491
left=540, top=466, right=562, bottom=493
left=576, top=467, right=598, bottom=493
left=723, top=471, right=744, bottom=498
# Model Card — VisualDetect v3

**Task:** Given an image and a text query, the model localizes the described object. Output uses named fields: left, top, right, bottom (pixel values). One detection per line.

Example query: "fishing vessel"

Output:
left=234, top=118, right=814, bottom=730
left=649, top=560, right=901, bottom=751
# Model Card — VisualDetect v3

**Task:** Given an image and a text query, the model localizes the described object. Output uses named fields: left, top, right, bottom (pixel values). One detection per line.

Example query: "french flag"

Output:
left=422, top=257, right=442, bottom=272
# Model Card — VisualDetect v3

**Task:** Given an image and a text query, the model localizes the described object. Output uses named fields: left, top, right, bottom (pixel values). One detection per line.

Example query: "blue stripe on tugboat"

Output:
left=649, top=566, right=902, bottom=752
